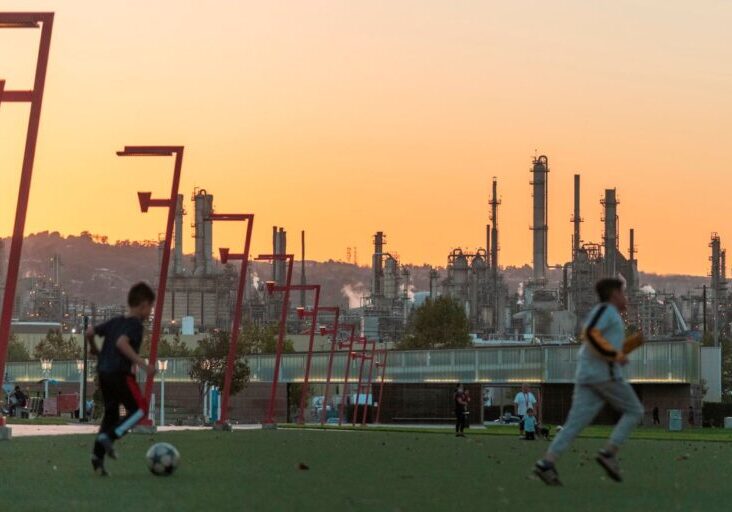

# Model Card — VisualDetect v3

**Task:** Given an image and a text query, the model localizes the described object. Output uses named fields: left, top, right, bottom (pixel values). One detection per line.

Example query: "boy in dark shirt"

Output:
left=86, top=282, right=156, bottom=476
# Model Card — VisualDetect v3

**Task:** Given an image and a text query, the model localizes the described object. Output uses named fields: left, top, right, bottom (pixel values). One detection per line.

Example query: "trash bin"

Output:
left=667, top=409, right=682, bottom=431
left=724, top=417, right=732, bottom=429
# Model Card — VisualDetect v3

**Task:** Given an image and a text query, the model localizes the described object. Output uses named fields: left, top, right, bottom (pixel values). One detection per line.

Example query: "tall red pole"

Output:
left=337, top=324, right=356, bottom=426
left=352, top=339, right=368, bottom=427
left=0, top=13, right=54, bottom=391
left=117, top=146, right=183, bottom=423
left=319, top=307, right=340, bottom=425
left=361, top=342, right=377, bottom=426
left=375, top=349, right=389, bottom=424
left=257, top=254, right=294, bottom=425
left=295, top=285, right=320, bottom=424
left=210, top=214, right=254, bottom=426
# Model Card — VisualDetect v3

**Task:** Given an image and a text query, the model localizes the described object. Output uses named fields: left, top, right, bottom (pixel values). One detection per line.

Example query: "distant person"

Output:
left=652, top=406, right=660, bottom=426
left=534, top=278, right=645, bottom=486
left=454, top=383, right=467, bottom=437
left=463, top=390, right=471, bottom=429
left=522, top=408, right=537, bottom=440
left=86, top=282, right=156, bottom=477
left=688, top=406, right=694, bottom=426
left=514, top=383, right=537, bottom=435
left=8, top=385, right=27, bottom=416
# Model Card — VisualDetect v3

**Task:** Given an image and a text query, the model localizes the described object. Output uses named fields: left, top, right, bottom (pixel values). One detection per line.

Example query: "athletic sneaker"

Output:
left=91, top=457, right=109, bottom=477
left=596, top=450, right=622, bottom=482
left=534, top=460, right=562, bottom=486
left=97, top=433, right=117, bottom=460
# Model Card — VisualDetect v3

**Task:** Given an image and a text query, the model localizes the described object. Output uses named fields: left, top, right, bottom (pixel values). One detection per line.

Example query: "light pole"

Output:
left=116, top=146, right=184, bottom=426
left=80, top=315, right=89, bottom=422
left=40, top=359, right=53, bottom=399
left=317, top=306, right=340, bottom=425
left=291, top=285, right=321, bottom=424
left=337, top=324, right=357, bottom=426
left=76, top=359, right=84, bottom=420
left=255, top=254, right=294, bottom=426
left=0, top=13, right=54, bottom=400
left=209, top=213, right=254, bottom=429
left=157, top=359, right=168, bottom=427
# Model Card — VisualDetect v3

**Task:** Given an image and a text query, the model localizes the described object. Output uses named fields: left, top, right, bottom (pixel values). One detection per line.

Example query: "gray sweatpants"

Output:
left=548, top=379, right=643, bottom=458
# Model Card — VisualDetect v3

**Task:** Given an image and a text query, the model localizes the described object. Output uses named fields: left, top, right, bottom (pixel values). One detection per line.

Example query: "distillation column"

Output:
left=531, top=156, right=549, bottom=283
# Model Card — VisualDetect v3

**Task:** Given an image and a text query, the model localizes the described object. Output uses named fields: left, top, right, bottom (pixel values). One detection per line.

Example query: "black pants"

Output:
left=455, top=410, right=467, bottom=433
left=93, top=372, right=147, bottom=459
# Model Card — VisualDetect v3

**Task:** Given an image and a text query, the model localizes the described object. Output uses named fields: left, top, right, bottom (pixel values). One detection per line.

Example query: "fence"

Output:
left=4, top=340, right=699, bottom=385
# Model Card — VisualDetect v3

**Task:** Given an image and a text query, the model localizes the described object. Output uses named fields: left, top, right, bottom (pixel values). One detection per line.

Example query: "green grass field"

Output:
left=2, top=427, right=732, bottom=512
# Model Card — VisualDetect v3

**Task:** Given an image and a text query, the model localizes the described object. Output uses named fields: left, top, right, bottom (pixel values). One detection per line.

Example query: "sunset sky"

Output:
left=1, top=1, right=731, bottom=276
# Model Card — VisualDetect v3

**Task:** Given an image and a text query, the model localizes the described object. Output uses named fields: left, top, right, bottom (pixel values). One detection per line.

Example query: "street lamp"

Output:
left=76, top=359, right=84, bottom=420
left=80, top=315, right=89, bottom=422
left=0, top=12, right=54, bottom=397
left=157, top=359, right=168, bottom=427
left=208, top=213, right=254, bottom=429
left=289, top=285, right=321, bottom=424
left=255, top=254, right=294, bottom=426
left=40, top=358, right=53, bottom=399
left=117, top=145, right=184, bottom=426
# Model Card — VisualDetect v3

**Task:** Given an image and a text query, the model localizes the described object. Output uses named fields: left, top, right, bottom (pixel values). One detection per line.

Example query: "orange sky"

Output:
left=1, top=1, right=731, bottom=276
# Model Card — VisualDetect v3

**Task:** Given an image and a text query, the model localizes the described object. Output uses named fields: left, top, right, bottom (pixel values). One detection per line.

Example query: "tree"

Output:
left=7, top=334, right=31, bottom=362
left=33, top=329, right=82, bottom=360
left=397, top=296, right=471, bottom=350
left=189, top=330, right=251, bottom=401
left=239, top=322, right=294, bottom=354
left=158, top=333, right=192, bottom=358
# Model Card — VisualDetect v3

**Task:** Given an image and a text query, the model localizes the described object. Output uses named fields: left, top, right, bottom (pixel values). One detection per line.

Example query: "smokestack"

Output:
left=489, top=178, right=500, bottom=272
left=629, top=228, right=635, bottom=262
left=531, top=156, right=549, bottom=283
left=373, top=232, right=385, bottom=297
left=174, top=194, right=184, bottom=275
left=602, top=189, right=619, bottom=277
left=573, top=174, right=581, bottom=257
left=710, top=233, right=722, bottom=346
left=300, top=230, right=306, bottom=308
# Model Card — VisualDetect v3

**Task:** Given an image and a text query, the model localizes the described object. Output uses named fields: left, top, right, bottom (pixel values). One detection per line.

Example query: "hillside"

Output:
left=0, top=232, right=709, bottom=309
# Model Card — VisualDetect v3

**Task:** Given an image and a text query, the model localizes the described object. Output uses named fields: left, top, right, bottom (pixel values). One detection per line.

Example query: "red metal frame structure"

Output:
left=0, top=12, right=54, bottom=395
left=209, top=213, right=254, bottom=426
left=317, top=306, right=339, bottom=425
left=359, top=340, right=379, bottom=426
left=336, top=323, right=357, bottom=426
left=351, top=337, right=373, bottom=427
left=255, top=253, right=294, bottom=425
left=117, top=146, right=184, bottom=423
left=291, top=285, right=321, bottom=424
left=374, top=348, right=389, bottom=424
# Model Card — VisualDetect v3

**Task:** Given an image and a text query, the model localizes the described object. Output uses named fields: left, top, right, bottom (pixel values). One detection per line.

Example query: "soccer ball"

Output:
left=146, top=442, right=180, bottom=476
